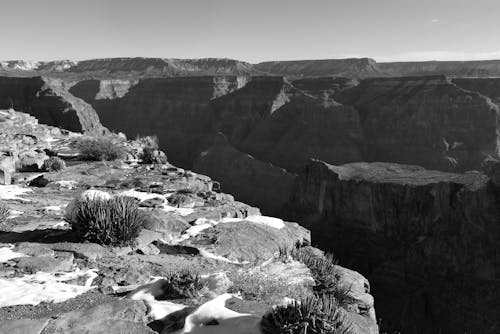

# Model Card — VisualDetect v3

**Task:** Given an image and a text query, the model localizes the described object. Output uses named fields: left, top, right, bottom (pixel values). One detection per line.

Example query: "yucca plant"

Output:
left=261, top=294, right=354, bottom=334
left=65, top=196, right=144, bottom=246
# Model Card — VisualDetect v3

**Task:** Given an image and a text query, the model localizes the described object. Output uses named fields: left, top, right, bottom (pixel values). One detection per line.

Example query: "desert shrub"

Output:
left=261, top=294, right=354, bottom=334
left=76, top=137, right=125, bottom=161
left=65, top=196, right=144, bottom=246
left=139, top=147, right=168, bottom=164
left=228, top=270, right=312, bottom=306
left=0, top=202, right=9, bottom=223
left=278, top=245, right=355, bottom=308
left=160, top=269, right=206, bottom=299
left=43, top=156, right=66, bottom=172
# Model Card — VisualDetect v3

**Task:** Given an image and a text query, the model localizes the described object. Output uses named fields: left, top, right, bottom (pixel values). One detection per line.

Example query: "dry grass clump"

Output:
left=0, top=201, right=9, bottom=223
left=65, top=196, right=144, bottom=246
left=43, top=156, right=66, bottom=172
left=77, top=136, right=125, bottom=161
left=228, top=270, right=312, bottom=306
left=159, top=269, right=206, bottom=299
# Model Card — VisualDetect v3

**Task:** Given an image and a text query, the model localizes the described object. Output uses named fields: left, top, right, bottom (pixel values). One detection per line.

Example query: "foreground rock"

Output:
left=0, top=110, right=377, bottom=334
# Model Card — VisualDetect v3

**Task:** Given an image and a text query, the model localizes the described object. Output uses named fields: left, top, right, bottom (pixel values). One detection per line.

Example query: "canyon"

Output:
left=1, top=57, right=500, bottom=333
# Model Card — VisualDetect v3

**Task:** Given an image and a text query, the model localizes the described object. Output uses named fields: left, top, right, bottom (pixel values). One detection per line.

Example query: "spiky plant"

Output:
left=65, top=196, right=144, bottom=246
left=43, top=156, right=66, bottom=172
left=261, top=294, right=354, bottom=334
left=160, top=269, right=206, bottom=299
left=0, top=201, right=9, bottom=223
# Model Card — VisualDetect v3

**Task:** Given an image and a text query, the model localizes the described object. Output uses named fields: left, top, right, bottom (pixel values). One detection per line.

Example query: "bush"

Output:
left=139, top=147, right=168, bottom=164
left=0, top=202, right=9, bottom=223
left=43, top=156, right=66, bottom=172
left=279, top=246, right=354, bottom=308
left=65, top=196, right=144, bottom=246
left=159, top=269, right=206, bottom=299
left=261, top=294, right=354, bottom=334
left=77, top=137, right=125, bottom=161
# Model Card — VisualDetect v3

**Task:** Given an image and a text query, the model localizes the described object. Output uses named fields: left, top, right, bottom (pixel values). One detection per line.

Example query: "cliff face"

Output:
left=283, top=159, right=500, bottom=333
left=193, top=133, right=296, bottom=215
left=453, top=77, right=500, bottom=105
left=0, top=76, right=105, bottom=134
left=254, top=58, right=383, bottom=78
left=379, top=60, right=500, bottom=77
left=336, top=75, right=500, bottom=171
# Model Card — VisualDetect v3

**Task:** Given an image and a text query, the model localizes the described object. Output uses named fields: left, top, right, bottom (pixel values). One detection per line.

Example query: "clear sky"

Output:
left=1, top=0, right=499, bottom=63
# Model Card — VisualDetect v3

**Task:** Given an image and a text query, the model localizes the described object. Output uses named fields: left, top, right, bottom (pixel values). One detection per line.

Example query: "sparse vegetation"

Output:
left=160, top=269, right=206, bottom=299
left=76, top=137, right=125, bottom=161
left=137, top=136, right=168, bottom=164
left=65, top=196, right=144, bottom=246
left=43, top=156, right=66, bottom=172
left=261, top=294, right=354, bottom=334
left=0, top=201, right=9, bottom=223
left=228, top=270, right=312, bottom=306
left=278, top=245, right=355, bottom=308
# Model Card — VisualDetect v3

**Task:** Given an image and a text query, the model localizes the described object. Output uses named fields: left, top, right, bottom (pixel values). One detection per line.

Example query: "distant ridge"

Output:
left=2, top=57, right=500, bottom=78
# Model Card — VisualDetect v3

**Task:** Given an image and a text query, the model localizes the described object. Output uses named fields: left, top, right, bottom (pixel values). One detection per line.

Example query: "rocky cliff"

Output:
left=379, top=59, right=500, bottom=77
left=0, top=110, right=378, bottom=334
left=283, top=159, right=500, bottom=333
left=0, top=76, right=106, bottom=134
left=453, top=77, right=500, bottom=105
left=335, top=75, right=500, bottom=172
left=254, top=58, right=383, bottom=78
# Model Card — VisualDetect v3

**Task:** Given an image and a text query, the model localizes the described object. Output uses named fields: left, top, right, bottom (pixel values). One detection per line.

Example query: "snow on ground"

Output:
left=245, top=215, right=285, bottom=229
left=0, top=185, right=33, bottom=201
left=0, top=269, right=98, bottom=307
left=130, top=280, right=261, bottom=334
left=198, top=249, right=250, bottom=265
left=120, top=189, right=164, bottom=202
left=0, top=245, right=28, bottom=263
left=8, top=209, right=23, bottom=218
left=181, top=294, right=261, bottom=334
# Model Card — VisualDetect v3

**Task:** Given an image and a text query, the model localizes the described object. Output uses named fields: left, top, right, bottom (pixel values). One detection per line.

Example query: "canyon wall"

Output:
left=283, top=159, right=500, bottom=333
left=335, top=75, right=500, bottom=171
left=0, top=76, right=105, bottom=134
left=379, top=60, right=500, bottom=77
left=453, top=77, right=500, bottom=105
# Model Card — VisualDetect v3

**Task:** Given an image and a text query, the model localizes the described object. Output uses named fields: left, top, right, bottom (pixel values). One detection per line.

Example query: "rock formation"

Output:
left=335, top=75, right=500, bottom=172
left=283, top=159, right=500, bottom=333
left=0, top=110, right=378, bottom=334
left=0, top=76, right=106, bottom=134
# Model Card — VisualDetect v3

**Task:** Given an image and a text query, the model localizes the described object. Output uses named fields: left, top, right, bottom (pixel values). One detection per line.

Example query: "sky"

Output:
left=0, top=0, right=499, bottom=63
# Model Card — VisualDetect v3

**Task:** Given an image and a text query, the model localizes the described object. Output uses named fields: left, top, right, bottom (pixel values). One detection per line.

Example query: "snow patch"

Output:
left=0, top=269, right=98, bottom=307
left=120, top=189, right=163, bottom=202
left=199, top=249, right=250, bottom=265
left=0, top=245, right=29, bottom=263
left=245, top=215, right=285, bottom=229
left=0, top=185, right=33, bottom=201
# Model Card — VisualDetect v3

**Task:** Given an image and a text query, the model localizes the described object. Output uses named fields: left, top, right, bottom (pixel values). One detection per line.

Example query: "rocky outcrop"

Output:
left=0, top=76, right=106, bottom=134
left=453, top=77, right=500, bottom=105
left=379, top=59, right=500, bottom=77
left=193, top=133, right=296, bottom=215
left=255, top=58, right=383, bottom=78
left=335, top=75, right=500, bottom=172
left=283, top=159, right=500, bottom=333
left=291, top=76, right=358, bottom=100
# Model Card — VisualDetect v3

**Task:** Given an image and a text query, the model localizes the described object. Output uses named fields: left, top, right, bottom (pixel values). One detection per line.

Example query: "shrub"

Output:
left=77, top=137, right=125, bottom=161
left=65, top=196, right=144, bottom=246
left=279, top=246, right=355, bottom=308
left=160, top=269, right=206, bottom=299
left=43, top=156, right=66, bottom=172
left=139, top=147, right=168, bottom=164
left=0, top=202, right=9, bottom=223
left=261, top=294, right=354, bottom=334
